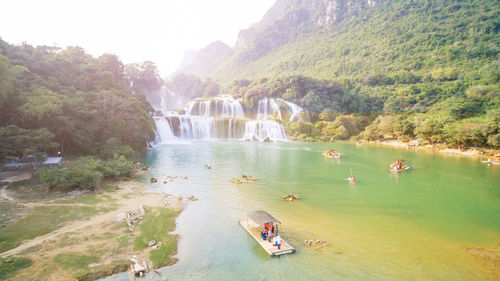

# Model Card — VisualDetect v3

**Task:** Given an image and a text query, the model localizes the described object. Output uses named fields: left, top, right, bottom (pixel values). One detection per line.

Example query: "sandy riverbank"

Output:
left=0, top=175, right=186, bottom=281
left=359, top=139, right=500, bottom=160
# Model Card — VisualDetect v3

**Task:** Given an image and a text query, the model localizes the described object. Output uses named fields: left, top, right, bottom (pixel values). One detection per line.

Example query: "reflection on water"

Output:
left=101, top=141, right=499, bottom=281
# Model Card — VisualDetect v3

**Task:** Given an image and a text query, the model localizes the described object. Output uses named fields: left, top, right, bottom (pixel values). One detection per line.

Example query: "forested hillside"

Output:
left=0, top=40, right=162, bottom=163
left=172, top=0, right=499, bottom=148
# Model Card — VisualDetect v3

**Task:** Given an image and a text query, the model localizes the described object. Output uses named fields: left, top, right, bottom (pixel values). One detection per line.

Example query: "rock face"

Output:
left=172, top=0, right=381, bottom=78
left=234, top=0, right=382, bottom=63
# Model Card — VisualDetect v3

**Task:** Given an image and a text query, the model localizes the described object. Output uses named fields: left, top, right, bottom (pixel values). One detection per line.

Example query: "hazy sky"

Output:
left=0, top=0, right=274, bottom=77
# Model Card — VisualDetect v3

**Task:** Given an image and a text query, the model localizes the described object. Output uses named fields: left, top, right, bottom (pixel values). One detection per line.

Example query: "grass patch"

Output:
left=53, top=193, right=104, bottom=205
left=74, top=260, right=129, bottom=281
left=0, top=205, right=112, bottom=253
left=54, top=252, right=99, bottom=271
left=0, top=257, right=32, bottom=280
left=133, top=208, right=180, bottom=268
left=102, top=185, right=116, bottom=193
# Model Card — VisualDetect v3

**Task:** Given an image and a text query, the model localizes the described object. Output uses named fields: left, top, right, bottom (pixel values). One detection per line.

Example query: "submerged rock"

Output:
left=231, top=175, right=257, bottom=184
left=304, top=239, right=328, bottom=249
left=283, top=194, right=300, bottom=201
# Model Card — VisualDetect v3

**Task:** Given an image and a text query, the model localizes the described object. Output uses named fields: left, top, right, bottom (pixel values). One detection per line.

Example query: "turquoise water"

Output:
left=102, top=141, right=500, bottom=281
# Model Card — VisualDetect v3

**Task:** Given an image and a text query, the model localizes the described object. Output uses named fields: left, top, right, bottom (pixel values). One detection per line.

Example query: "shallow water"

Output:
left=101, top=141, right=500, bottom=281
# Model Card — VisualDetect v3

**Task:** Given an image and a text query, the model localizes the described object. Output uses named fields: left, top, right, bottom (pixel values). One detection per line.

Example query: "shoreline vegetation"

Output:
left=357, top=139, right=500, bottom=159
left=0, top=169, right=185, bottom=281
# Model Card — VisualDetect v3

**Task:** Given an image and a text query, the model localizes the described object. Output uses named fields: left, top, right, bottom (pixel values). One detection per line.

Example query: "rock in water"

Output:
left=150, top=177, right=158, bottom=183
left=283, top=194, right=300, bottom=201
left=231, top=175, right=257, bottom=184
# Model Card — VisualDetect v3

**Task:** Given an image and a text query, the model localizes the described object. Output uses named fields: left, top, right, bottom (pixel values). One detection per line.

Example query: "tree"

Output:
left=20, top=87, right=62, bottom=120
left=0, top=125, right=57, bottom=162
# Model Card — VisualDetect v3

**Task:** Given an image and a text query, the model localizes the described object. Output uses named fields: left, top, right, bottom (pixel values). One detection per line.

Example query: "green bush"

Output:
left=102, top=156, right=135, bottom=178
left=40, top=156, right=135, bottom=189
left=67, top=165, right=103, bottom=189
left=40, top=168, right=68, bottom=188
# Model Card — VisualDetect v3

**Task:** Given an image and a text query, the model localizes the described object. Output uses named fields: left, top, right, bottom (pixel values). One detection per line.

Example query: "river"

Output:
left=101, top=140, right=499, bottom=281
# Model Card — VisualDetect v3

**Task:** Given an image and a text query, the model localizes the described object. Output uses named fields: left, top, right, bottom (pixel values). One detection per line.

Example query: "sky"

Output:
left=0, top=0, right=274, bottom=77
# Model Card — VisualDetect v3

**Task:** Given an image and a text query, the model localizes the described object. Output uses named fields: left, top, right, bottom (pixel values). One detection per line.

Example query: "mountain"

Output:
left=172, top=40, right=234, bottom=78
left=233, top=0, right=380, bottom=65
left=207, top=0, right=498, bottom=84
left=173, top=49, right=198, bottom=75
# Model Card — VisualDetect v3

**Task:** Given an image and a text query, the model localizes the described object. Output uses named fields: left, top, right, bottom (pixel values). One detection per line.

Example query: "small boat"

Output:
left=346, top=176, right=357, bottom=184
left=323, top=150, right=341, bottom=159
left=389, top=159, right=410, bottom=172
left=481, top=158, right=500, bottom=165
left=239, top=210, right=295, bottom=256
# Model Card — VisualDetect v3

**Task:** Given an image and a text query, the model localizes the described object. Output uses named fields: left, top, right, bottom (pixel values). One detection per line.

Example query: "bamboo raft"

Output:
left=239, top=210, right=295, bottom=256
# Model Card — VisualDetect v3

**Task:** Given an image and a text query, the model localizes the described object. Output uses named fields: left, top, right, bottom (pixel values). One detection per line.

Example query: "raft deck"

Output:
left=239, top=220, right=295, bottom=256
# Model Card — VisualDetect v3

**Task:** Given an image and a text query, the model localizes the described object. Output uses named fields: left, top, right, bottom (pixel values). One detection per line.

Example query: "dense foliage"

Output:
left=40, top=155, right=135, bottom=188
left=0, top=40, right=162, bottom=163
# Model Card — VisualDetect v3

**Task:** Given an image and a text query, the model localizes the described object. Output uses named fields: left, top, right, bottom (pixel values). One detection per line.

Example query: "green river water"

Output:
left=102, top=141, right=499, bottom=281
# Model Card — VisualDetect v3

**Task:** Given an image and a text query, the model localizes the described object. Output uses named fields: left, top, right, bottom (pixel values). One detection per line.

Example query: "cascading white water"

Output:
left=153, top=92, right=305, bottom=143
left=278, top=99, right=304, bottom=122
left=185, top=95, right=244, bottom=118
left=156, top=86, right=186, bottom=112
left=242, top=120, right=287, bottom=141
left=154, top=116, right=177, bottom=143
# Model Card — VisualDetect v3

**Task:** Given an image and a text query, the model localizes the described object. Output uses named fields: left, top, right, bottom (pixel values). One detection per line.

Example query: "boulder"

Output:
left=282, top=194, right=300, bottom=201
left=150, top=177, right=158, bottom=183
left=148, top=240, right=157, bottom=247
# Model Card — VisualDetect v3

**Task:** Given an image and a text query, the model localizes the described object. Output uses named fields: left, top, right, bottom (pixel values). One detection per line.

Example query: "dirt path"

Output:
left=0, top=181, right=184, bottom=258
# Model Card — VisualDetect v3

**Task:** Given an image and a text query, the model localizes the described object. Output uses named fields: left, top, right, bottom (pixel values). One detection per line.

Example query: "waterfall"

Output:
left=157, top=86, right=186, bottom=112
left=185, top=95, right=244, bottom=118
left=242, top=120, right=287, bottom=141
left=256, top=98, right=285, bottom=121
left=154, top=116, right=177, bottom=143
left=278, top=99, right=304, bottom=122
left=153, top=93, right=306, bottom=143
